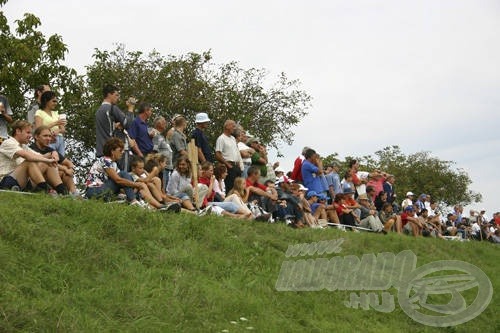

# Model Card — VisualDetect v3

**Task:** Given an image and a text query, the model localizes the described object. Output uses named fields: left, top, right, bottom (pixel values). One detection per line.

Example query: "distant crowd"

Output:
left=0, top=84, right=499, bottom=243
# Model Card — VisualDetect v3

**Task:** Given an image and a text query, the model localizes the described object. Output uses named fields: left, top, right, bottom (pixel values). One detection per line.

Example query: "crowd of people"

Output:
left=0, top=84, right=499, bottom=243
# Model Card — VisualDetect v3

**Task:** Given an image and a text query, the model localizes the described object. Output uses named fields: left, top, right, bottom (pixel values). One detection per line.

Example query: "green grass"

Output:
left=0, top=192, right=498, bottom=332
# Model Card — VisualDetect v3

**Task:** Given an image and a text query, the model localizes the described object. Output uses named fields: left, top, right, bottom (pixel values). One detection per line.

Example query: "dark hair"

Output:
left=102, top=137, right=124, bottom=156
left=103, top=84, right=119, bottom=99
left=130, top=156, right=145, bottom=169
left=214, top=163, right=227, bottom=180
left=40, top=91, right=57, bottom=109
left=349, top=159, right=358, bottom=168
left=334, top=193, right=344, bottom=203
left=138, top=102, right=151, bottom=114
left=366, top=185, right=375, bottom=193
left=382, top=202, right=392, bottom=211
left=247, top=165, right=260, bottom=177
left=304, top=148, right=316, bottom=160
left=145, top=157, right=159, bottom=173
left=34, top=84, right=49, bottom=99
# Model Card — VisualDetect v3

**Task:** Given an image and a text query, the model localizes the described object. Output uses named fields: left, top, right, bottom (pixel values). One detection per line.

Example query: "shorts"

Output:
left=0, top=175, right=21, bottom=190
left=174, top=192, right=191, bottom=201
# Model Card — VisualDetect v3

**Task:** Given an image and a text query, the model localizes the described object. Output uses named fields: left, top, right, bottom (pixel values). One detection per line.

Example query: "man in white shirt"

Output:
left=215, top=119, right=242, bottom=194
left=234, top=128, right=254, bottom=178
left=0, top=120, right=67, bottom=194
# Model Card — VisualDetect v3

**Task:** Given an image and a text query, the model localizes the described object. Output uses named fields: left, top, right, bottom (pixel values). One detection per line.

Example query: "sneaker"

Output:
left=159, top=202, right=181, bottom=213
left=130, top=200, right=148, bottom=209
left=197, top=206, right=213, bottom=216
left=255, top=213, right=271, bottom=222
left=10, top=185, right=21, bottom=192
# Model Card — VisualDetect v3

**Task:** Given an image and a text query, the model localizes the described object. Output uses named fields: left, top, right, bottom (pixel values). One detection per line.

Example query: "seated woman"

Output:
left=224, top=177, right=254, bottom=219
left=166, top=156, right=201, bottom=211
left=212, top=163, right=227, bottom=202
left=198, top=164, right=250, bottom=218
left=29, top=125, right=77, bottom=196
left=85, top=137, right=166, bottom=210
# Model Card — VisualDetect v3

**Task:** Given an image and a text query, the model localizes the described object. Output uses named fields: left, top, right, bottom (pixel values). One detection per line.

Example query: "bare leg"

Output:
left=181, top=199, right=195, bottom=210
left=384, top=218, right=395, bottom=233
left=11, top=161, right=43, bottom=188
left=38, top=162, right=64, bottom=188
left=395, top=216, right=403, bottom=233
left=137, top=182, right=163, bottom=209
left=147, top=182, right=164, bottom=203
left=327, top=207, right=340, bottom=223
left=61, top=172, right=76, bottom=193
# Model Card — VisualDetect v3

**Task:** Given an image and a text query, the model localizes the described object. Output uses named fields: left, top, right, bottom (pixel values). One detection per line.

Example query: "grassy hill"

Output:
left=0, top=192, right=498, bottom=332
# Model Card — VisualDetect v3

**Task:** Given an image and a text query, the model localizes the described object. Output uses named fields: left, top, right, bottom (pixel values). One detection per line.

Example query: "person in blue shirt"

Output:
left=301, top=148, right=325, bottom=195
left=128, top=103, right=154, bottom=157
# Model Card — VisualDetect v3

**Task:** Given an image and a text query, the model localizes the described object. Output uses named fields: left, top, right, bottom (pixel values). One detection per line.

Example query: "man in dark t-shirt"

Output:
left=191, top=112, right=214, bottom=163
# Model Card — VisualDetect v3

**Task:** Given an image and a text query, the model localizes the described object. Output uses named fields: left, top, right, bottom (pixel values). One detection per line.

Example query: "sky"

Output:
left=3, top=0, right=500, bottom=215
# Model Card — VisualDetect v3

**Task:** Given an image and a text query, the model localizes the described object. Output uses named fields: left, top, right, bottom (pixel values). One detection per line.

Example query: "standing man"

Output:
left=170, top=115, right=188, bottom=165
left=247, top=137, right=268, bottom=181
left=191, top=112, right=214, bottom=163
left=95, top=84, right=135, bottom=157
left=301, top=148, right=325, bottom=195
left=27, top=84, right=51, bottom=125
left=324, top=161, right=342, bottom=201
left=0, top=120, right=67, bottom=194
left=128, top=102, right=154, bottom=158
left=383, top=175, right=396, bottom=203
left=0, top=95, right=14, bottom=140
left=152, top=115, right=174, bottom=190
left=215, top=119, right=242, bottom=194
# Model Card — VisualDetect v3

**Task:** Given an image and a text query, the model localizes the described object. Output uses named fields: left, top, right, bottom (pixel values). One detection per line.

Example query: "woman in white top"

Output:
left=35, top=91, right=66, bottom=156
left=213, top=163, right=228, bottom=201
left=224, top=177, right=253, bottom=219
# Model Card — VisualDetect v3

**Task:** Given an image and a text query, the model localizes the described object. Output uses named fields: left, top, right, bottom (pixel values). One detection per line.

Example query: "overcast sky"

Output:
left=4, top=0, right=500, bottom=215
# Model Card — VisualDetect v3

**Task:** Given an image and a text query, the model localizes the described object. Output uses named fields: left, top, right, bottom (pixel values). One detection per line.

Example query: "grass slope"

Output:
left=0, top=192, right=498, bottom=332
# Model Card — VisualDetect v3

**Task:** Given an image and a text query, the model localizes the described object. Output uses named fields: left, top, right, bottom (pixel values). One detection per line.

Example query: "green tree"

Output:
left=0, top=0, right=81, bottom=119
left=81, top=45, right=311, bottom=151
left=343, top=146, right=482, bottom=207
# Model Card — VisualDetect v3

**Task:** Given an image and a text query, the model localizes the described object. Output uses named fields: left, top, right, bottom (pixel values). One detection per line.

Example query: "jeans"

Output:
left=85, top=171, right=136, bottom=202
left=49, top=134, right=66, bottom=157
left=209, top=201, right=239, bottom=213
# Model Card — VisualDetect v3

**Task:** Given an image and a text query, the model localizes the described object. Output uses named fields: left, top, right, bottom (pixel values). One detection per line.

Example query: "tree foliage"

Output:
left=0, top=2, right=81, bottom=118
left=79, top=44, right=311, bottom=150
left=329, top=146, right=482, bottom=207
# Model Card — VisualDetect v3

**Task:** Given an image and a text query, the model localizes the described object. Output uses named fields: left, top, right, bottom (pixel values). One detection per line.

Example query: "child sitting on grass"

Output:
left=130, top=155, right=181, bottom=212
